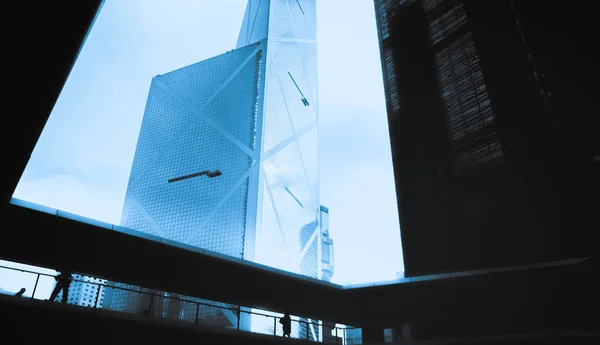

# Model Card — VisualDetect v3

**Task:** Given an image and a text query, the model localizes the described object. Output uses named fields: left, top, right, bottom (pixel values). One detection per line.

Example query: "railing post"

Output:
left=93, top=284, right=101, bottom=308
left=237, top=306, right=242, bottom=330
left=306, top=321, right=309, bottom=340
left=149, top=292, right=154, bottom=317
left=195, top=303, right=200, bottom=324
left=335, top=327, right=339, bottom=344
left=31, top=274, right=40, bottom=299
left=273, top=316, right=277, bottom=336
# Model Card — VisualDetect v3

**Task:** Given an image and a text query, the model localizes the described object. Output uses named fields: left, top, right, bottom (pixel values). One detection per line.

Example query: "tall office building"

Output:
left=374, top=0, right=567, bottom=275
left=319, top=206, right=337, bottom=343
left=319, top=205, right=334, bottom=281
left=53, top=274, right=106, bottom=307
left=103, top=0, right=321, bottom=337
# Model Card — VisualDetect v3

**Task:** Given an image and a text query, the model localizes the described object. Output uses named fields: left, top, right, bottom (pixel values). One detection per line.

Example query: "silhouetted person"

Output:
left=279, top=313, right=291, bottom=338
left=49, top=270, right=72, bottom=303
left=14, top=288, right=26, bottom=297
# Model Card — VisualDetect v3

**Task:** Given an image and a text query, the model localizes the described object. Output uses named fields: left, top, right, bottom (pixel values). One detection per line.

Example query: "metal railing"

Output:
left=0, top=264, right=360, bottom=344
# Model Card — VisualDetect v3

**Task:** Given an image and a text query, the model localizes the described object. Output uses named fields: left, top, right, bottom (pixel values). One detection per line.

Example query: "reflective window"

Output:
left=269, top=0, right=316, bottom=40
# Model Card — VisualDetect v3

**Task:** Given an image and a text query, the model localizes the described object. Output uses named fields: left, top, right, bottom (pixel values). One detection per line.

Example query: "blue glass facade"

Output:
left=104, top=42, right=265, bottom=325
left=104, top=1, right=321, bottom=337
left=120, top=42, right=264, bottom=259
left=249, top=0, right=320, bottom=281
left=238, top=1, right=320, bottom=339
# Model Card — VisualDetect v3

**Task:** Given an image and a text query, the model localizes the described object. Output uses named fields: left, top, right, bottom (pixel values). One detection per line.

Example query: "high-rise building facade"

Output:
left=119, top=41, right=263, bottom=262
left=236, top=0, right=320, bottom=281
left=374, top=0, right=568, bottom=275
left=320, top=205, right=334, bottom=281
left=103, top=0, right=321, bottom=337
left=319, top=206, right=336, bottom=343
left=54, top=274, right=106, bottom=307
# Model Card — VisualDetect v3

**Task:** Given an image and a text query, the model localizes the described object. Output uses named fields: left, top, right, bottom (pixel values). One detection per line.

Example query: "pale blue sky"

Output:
left=11, top=0, right=403, bottom=287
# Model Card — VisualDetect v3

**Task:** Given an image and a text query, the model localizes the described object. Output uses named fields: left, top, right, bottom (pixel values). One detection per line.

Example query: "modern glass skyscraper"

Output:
left=120, top=41, right=264, bottom=261
left=237, top=0, right=320, bottom=279
left=103, top=1, right=321, bottom=337
left=119, top=0, right=319, bottom=278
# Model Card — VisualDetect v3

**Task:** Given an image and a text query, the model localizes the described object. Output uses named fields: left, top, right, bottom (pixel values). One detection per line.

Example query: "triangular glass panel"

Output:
left=254, top=177, right=289, bottom=270
left=127, top=82, right=196, bottom=182
left=157, top=43, right=262, bottom=111
left=268, top=0, right=316, bottom=40
left=261, top=142, right=317, bottom=270
left=187, top=178, right=250, bottom=259
left=120, top=194, right=164, bottom=237
left=262, top=59, right=296, bottom=153
left=268, top=42, right=316, bottom=132
left=202, top=49, right=263, bottom=148
left=129, top=116, right=253, bottom=243
left=237, top=0, right=270, bottom=47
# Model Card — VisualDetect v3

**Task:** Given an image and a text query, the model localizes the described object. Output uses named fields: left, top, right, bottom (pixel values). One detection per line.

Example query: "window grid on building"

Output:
left=425, top=0, right=505, bottom=171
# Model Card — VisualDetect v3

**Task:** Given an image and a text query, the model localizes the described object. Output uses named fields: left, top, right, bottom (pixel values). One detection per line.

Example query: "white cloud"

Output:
left=13, top=174, right=123, bottom=225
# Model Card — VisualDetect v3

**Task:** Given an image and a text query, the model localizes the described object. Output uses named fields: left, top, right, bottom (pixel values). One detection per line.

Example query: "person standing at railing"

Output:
left=14, top=288, right=26, bottom=297
left=48, top=270, right=72, bottom=304
left=279, top=313, right=291, bottom=338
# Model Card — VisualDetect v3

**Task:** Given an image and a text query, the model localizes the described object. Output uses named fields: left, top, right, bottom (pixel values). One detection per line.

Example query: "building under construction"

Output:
left=373, top=0, right=590, bottom=276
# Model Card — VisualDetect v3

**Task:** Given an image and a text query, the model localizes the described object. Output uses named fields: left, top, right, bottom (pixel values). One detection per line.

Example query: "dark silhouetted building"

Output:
left=374, top=0, right=594, bottom=276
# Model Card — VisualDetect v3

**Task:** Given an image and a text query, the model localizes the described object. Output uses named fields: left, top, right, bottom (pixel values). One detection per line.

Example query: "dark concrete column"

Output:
left=361, top=327, right=385, bottom=344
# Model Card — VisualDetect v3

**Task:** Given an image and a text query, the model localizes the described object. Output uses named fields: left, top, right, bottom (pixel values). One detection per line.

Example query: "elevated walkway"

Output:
left=2, top=294, right=597, bottom=345
left=1, top=199, right=597, bottom=339
left=0, top=294, right=320, bottom=344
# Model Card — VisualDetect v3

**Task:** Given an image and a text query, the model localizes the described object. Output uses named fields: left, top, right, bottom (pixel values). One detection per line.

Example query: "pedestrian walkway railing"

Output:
left=0, top=263, right=360, bottom=344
